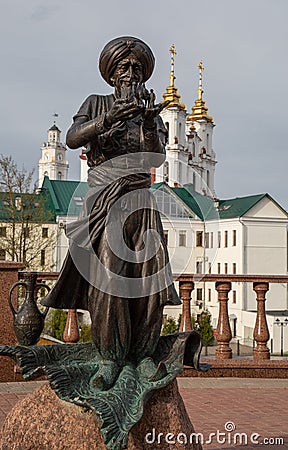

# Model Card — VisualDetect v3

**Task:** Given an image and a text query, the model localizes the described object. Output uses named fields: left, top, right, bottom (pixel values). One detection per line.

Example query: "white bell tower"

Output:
left=38, top=118, right=69, bottom=187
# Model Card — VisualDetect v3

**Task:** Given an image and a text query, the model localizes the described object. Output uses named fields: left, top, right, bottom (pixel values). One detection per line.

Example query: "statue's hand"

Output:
left=105, top=99, right=144, bottom=126
left=143, top=100, right=171, bottom=128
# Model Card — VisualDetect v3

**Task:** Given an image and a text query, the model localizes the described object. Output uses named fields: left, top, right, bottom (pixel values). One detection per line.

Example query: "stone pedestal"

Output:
left=1, top=380, right=202, bottom=450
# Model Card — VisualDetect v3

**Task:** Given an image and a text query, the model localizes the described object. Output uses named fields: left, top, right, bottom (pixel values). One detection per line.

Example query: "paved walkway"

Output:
left=0, top=379, right=287, bottom=449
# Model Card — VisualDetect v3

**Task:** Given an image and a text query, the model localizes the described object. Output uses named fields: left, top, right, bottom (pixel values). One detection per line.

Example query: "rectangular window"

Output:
left=24, top=227, right=29, bottom=238
left=0, top=249, right=6, bottom=260
left=42, top=228, right=48, bottom=238
left=218, top=263, right=221, bottom=274
left=196, top=231, right=203, bottom=247
left=218, top=231, right=221, bottom=248
left=196, top=288, right=203, bottom=301
left=196, top=261, right=202, bottom=274
left=0, top=227, right=7, bottom=237
left=208, top=288, right=211, bottom=302
left=204, top=232, right=209, bottom=248
left=224, top=231, right=228, bottom=247
left=163, top=231, right=168, bottom=245
left=224, top=263, right=228, bottom=274
left=233, top=230, right=237, bottom=246
left=210, top=232, right=213, bottom=248
left=179, top=231, right=186, bottom=247
left=40, top=249, right=45, bottom=267
left=233, top=263, right=237, bottom=274
left=232, top=290, right=236, bottom=304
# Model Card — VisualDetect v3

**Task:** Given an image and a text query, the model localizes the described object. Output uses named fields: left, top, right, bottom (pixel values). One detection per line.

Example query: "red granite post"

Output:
left=63, top=309, right=80, bottom=343
left=253, top=282, right=270, bottom=360
left=0, top=262, right=23, bottom=381
left=215, top=281, right=232, bottom=359
left=179, top=281, right=194, bottom=332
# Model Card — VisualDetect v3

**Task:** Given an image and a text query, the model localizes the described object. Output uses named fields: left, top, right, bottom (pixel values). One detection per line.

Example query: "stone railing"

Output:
left=14, top=271, right=288, bottom=359
left=177, top=274, right=288, bottom=360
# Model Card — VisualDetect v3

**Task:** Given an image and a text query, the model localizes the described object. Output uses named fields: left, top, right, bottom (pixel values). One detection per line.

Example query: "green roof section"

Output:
left=0, top=190, right=55, bottom=223
left=217, top=194, right=267, bottom=219
left=42, top=176, right=89, bottom=216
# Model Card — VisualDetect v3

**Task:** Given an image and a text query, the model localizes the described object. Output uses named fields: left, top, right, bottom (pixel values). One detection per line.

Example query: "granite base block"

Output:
left=1, top=380, right=202, bottom=450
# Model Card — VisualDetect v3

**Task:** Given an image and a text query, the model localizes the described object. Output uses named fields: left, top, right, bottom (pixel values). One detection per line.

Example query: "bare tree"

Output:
left=0, top=155, right=58, bottom=269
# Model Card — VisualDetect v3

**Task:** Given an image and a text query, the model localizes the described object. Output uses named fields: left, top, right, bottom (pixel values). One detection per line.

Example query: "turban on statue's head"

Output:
left=99, top=36, right=155, bottom=86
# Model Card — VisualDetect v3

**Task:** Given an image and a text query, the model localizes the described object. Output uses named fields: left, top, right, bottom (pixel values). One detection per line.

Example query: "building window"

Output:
left=0, top=227, right=6, bottom=237
left=24, top=227, right=29, bottom=238
left=58, top=171, right=62, bottom=180
left=42, top=228, right=48, bottom=238
left=224, top=263, right=228, bottom=274
left=233, top=230, right=237, bottom=246
left=0, top=249, right=6, bottom=260
left=179, top=230, right=186, bottom=247
left=210, top=232, right=214, bottom=248
left=218, top=263, right=221, bottom=274
left=40, top=249, right=45, bottom=267
left=232, top=290, right=236, bottom=304
left=163, top=231, right=168, bottom=245
left=233, top=263, right=237, bottom=274
left=204, top=232, right=209, bottom=248
left=196, top=231, right=203, bottom=247
left=163, top=161, right=169, bottom=183
left=218, top=231, right=221, bottom=248
left=208, top=288, right=211, bottom=302
left=197, top=289, right=203, bottom=301
left=196, top=261, right=202, bottom=274
left=224, top=231, right=228, bottom=247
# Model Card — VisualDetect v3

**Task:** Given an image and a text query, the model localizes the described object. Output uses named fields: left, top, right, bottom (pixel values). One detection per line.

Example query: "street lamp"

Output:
left=274, top=318, right=288, bottom=357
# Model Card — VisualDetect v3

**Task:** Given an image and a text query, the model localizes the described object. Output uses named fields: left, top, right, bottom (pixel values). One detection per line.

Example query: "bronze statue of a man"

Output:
left=42, top=36, right=181, bottom=390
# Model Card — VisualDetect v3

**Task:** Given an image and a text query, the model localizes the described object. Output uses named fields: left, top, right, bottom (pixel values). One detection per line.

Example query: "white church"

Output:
left=38, top=45, right=288, bottom=353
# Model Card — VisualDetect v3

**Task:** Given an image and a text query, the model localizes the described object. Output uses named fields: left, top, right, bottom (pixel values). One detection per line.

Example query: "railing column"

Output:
left=63, top=309, right=80, bottom=343
left=215, top=281, right=232, bottom=359
left=179, top=281, right=194, bottom=332
left=253, top=282, right=270, bottom=360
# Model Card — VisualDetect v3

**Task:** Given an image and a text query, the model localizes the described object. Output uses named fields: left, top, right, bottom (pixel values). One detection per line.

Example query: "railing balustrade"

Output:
left=15, top=271, right=288, bottom=360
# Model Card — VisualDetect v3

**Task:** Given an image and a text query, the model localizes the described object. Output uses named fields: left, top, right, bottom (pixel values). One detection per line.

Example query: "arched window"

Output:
left=207, top=170, right=210, bottom=188
left=58, top=171, right=62, bottom=180
left=163, top=161, right=169, bottom=183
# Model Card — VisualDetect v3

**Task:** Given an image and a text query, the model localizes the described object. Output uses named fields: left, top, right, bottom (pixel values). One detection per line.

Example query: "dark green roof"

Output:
left=42, top=176, right=89, bottom=216
left=0, top=191, right=55, bottom=222
left=217, top=194, right=267, bottom=219
left=176, top=184, right=218, bottom=220
left=49, top=124, right=61, bottom=132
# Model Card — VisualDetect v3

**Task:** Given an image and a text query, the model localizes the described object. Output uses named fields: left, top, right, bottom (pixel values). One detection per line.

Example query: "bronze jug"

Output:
left=9, top=272, right=50, bottom=346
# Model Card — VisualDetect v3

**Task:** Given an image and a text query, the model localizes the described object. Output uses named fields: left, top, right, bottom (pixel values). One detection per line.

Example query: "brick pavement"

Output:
left=0, top=379, right=287, bottom=449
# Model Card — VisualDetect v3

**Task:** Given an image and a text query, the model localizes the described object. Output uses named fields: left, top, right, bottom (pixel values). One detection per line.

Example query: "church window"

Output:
left=207, top=170, right=210, bottom=189
left=179, top=231, right=186, bottom=247
left=218, top=231, right=221, bottom=248
left=57, top=171, right=62, bottom=180
left=224, top=231, right=228, bottom=247
left=196, top=231, right=203, bottom=247
left=192, top=142, right=195, bottom=157
left=44, top=171, right=48, bottom=177
left=40, top=249, right=46, bottom=267
left=196, top=262, right=202, bottom=274
left=178, top=123, right=182, bottom=142
left=163, top=161, right=169, bottom=182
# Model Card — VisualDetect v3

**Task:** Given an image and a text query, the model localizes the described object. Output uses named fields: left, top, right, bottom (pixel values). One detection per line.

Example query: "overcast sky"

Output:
left=1, top=0, right=287, bottom=209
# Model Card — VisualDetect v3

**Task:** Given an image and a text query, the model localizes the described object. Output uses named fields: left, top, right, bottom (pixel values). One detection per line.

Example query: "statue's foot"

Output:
left=90, top=360, right=120, bottom=391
